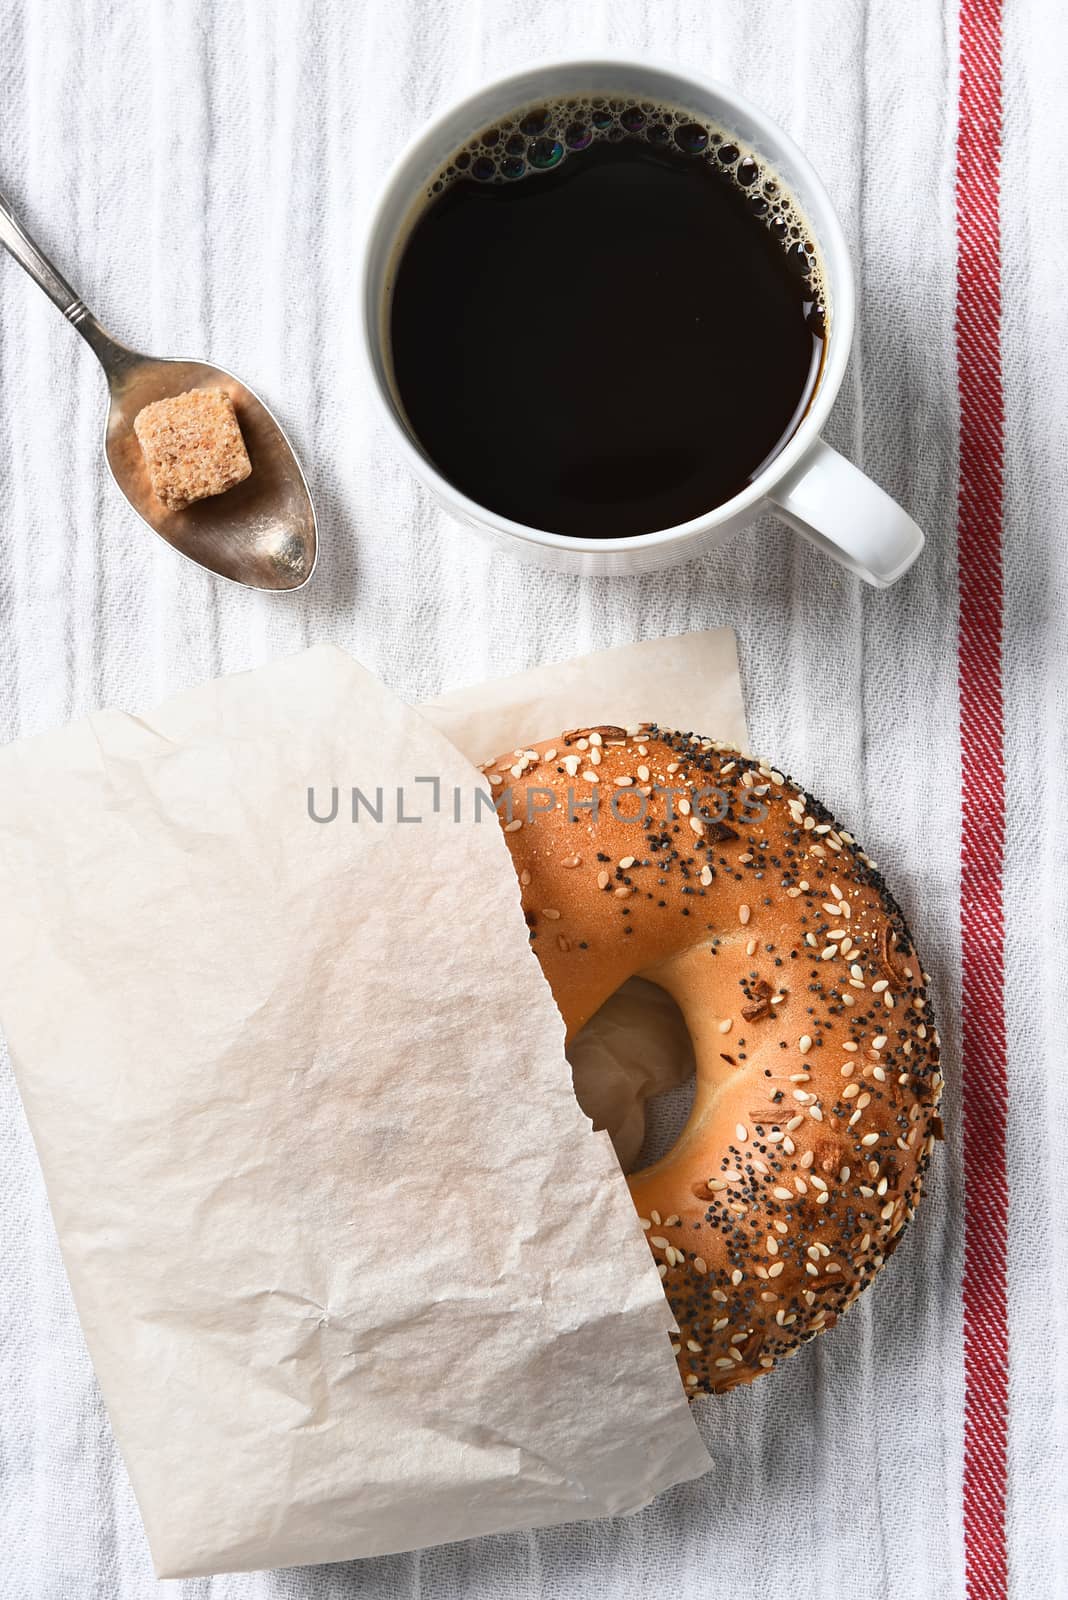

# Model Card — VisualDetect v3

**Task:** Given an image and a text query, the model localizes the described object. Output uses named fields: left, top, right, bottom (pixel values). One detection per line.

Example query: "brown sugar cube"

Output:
left=133, top=388, right=252, bottom=512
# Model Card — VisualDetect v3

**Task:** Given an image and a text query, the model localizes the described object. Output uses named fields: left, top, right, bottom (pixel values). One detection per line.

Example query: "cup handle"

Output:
left=767, top=438, right=924, bottom=588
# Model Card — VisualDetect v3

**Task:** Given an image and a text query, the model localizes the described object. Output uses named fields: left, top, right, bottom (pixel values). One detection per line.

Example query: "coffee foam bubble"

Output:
left=425, top=94, right=826, bottom=322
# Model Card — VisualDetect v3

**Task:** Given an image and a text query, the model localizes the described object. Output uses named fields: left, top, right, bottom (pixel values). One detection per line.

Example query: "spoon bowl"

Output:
left=102, top=349, right=317, bottom=590
left=1, top=191, right=318, bottom=592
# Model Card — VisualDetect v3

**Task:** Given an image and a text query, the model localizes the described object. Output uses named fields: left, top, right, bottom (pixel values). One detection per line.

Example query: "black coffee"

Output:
left=388, top=97, right=826, bottom=539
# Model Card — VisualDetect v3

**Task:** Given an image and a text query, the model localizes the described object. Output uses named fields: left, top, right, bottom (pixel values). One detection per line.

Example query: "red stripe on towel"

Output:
left=956, top=1, right=1009, bottom=1597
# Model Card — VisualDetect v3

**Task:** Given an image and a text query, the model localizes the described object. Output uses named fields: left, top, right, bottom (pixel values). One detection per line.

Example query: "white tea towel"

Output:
left=0, top=0, right=1063, bottom=1597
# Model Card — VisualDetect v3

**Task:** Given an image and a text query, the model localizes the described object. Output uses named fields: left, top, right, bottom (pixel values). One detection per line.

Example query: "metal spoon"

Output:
left=0, top=191, right=318, bottom=592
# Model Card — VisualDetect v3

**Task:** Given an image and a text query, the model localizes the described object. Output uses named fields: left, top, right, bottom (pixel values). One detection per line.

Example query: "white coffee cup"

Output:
left=361, top=57, right=924, bottom=586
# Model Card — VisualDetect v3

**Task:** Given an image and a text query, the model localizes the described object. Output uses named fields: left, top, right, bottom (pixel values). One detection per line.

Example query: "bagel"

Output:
left=481, top=725, right=942, bottom=1395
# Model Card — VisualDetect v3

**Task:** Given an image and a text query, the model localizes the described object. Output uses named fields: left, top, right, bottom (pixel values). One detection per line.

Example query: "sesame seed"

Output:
left=504, top=819, right=523, bottom=833
left=798, top=1035, right=812, bottom=1054
left=731, top=1269, right=743, bottom=1285
left=651, top=1211, right=661, bottom=1224
left=649, top=1235, right=669, bottom=1249
left=542, top=908, right=561, bottom=920
left=614, top=886, right=633, bottom=899
left=736, top=1123, right=748, bottom=1141
left=619, top=855, right=636, bottom=869
left=768, top=1261, right=784, bottom=1278
left=739, top=904, right=751, bottom=924
left=597, top=870, right=610, bottom=890
left=861, top=1132, right=880, bottom=1147
left=694, top=1257, right=708, bottom=1274
left=718, top=1018, right=733, bottom=1034
left=689, top=815, right=705, bottom=837
left=766, top=1237, right=779, bottom=1255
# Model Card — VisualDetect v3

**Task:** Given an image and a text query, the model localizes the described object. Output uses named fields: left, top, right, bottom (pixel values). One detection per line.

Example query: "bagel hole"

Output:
left=566, top=977, right=696, bottom=1175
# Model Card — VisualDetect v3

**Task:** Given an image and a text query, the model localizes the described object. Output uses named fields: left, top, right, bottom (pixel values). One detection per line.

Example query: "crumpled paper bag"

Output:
left=0, top=635, right=742, bottom=1578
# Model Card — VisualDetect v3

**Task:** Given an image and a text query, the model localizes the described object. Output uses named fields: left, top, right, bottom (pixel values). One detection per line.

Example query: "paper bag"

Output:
left=0, top=643, right=721, bottom=1578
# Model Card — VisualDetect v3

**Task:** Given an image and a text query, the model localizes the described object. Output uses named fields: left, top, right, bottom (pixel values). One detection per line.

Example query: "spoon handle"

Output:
left=0, top=190, right=136, bottom=374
